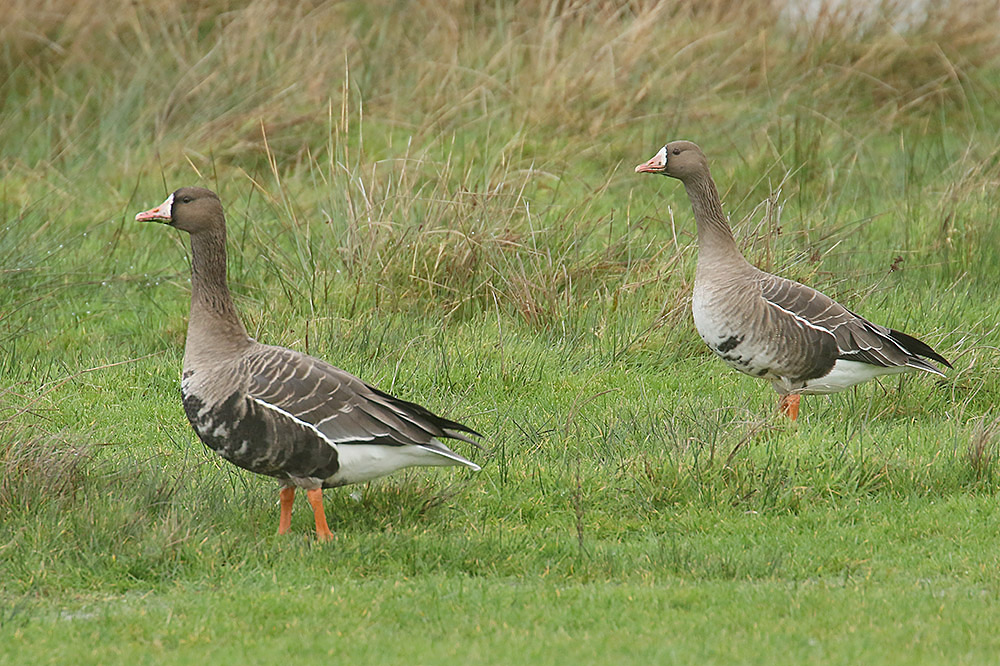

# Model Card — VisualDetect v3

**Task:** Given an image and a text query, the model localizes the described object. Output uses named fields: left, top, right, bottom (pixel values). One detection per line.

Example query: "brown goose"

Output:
left=635, top=141, right=951, bottom=420
left=136, top=187, right=480, bottom=540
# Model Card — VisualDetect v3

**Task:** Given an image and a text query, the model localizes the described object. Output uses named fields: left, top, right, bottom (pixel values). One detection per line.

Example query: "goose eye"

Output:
left=181, top=196, right=193, bottom=204
left=672, top=148, right=681, bottom=156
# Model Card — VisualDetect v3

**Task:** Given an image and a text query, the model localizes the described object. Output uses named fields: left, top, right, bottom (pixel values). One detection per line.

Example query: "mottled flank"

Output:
left=182, top=387, right=340, bottom=483
left=716, top=335, right=743, bottom=353
left=718, top=352, right=751, bottom=370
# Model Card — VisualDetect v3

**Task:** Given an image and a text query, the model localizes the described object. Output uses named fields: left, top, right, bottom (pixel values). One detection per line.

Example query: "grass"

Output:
left=2, top=0, right=1000, bottom=663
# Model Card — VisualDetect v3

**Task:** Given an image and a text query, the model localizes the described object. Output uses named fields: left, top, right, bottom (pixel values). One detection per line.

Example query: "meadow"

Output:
left=2, top=0, right=1000, bottom=663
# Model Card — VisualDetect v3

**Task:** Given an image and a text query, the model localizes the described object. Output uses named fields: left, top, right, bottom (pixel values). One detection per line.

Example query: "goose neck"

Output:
left=683, top=173, right=744, bottom=265
left=184, top=228, right=250, bottom=366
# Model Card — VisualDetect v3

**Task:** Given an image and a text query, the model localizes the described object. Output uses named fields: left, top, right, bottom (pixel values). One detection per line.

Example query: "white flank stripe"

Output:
left=249, top=397, right=479, bottom=475
left=763, top=298, right=834, bottom=336
left=248, top=395, right=343, bottom=452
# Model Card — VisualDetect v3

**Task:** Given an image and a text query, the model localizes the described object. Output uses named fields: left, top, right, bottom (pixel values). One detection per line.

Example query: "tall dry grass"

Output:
left=2, top=0, right=999, bottom=325
left=5, top=0, right=998, bottom=169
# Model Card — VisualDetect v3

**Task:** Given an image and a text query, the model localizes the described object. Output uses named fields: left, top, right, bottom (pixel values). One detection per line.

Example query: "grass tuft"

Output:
left=968, top=414, right=1000, bottom=483
left=0, top=415, right=91, bottom=518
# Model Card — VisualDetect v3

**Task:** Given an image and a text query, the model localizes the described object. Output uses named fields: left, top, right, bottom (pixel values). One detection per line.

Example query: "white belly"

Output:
left=791, top=359, right=911, bottom=395
left=325, top=443, right=477, bottom=486
left=692, top=291, right=775, bottom=378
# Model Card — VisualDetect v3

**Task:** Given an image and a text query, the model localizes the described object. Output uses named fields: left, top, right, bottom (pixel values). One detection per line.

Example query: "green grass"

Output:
left=3, top=0, right=1000, bottom=663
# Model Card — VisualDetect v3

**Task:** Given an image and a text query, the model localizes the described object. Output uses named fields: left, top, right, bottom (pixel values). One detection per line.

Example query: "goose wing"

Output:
left=242, top=344, right=480, bottom=460
left=759, top=273, right=947, bottom=375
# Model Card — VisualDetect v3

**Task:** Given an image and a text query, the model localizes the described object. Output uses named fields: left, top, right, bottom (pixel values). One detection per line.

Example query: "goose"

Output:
left=136, top=187, right=480, bottom=540
left=635, top=141, right=951, bottom=420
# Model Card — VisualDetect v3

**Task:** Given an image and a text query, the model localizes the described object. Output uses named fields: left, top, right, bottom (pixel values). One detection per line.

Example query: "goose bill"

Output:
left=135, top=193, right=174, bottom=223
left=634, top=146, right=667, bottom=173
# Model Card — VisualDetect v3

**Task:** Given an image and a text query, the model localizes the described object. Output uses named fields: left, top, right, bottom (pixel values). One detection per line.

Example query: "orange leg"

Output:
left=278, top=486, right=295, bottom=535
left=306, top=488, right=334, bottom=542
left=779, top=393, right=801, bottom=421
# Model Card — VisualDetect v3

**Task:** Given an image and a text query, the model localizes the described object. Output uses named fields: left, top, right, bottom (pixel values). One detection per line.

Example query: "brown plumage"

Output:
left=136, top=187, right=480, bottom=540
left=635, top=141, right=951, bottom=419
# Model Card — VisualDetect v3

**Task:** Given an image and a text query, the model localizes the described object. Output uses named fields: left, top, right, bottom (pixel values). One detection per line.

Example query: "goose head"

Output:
left=634, top=140, right=708, bottom=182
left=135, top=187, right=224, bottom=235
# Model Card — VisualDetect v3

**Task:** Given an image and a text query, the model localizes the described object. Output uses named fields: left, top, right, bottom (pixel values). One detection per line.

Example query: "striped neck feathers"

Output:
left=185, top=226, right=251, bottom=365
left=682, top=171, right=745, bottom=267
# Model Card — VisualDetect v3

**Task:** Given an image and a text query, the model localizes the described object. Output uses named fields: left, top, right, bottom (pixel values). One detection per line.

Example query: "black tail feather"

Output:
left=367, top=383, right=483, bottom=440
left=888, top=329, right=952, bottom=369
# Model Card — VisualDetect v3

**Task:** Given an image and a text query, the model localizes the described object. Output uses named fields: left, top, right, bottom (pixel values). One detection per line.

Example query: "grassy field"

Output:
left=3, top=0, right=1000, bottom=663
